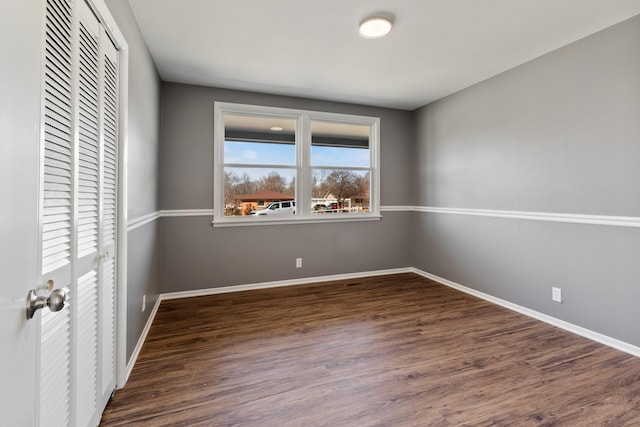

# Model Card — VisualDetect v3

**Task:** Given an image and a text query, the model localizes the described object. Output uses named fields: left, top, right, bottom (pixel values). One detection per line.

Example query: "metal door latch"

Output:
left=26, top=282, right=67, bottom=319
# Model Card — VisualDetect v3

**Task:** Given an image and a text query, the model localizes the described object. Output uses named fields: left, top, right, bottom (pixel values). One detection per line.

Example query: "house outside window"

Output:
left=214, top=102, right=380, bottom=225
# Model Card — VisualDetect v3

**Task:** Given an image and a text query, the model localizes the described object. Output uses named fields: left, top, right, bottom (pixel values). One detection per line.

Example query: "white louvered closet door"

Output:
left=39, top=0, right=119, bottom=425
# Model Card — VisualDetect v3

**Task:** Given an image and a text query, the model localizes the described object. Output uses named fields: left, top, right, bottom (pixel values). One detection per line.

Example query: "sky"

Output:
left=224, top=140, right=370, bottom=181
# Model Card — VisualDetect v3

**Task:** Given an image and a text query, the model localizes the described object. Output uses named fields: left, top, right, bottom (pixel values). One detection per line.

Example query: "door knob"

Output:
left=26, top=286, right=67, bottom=319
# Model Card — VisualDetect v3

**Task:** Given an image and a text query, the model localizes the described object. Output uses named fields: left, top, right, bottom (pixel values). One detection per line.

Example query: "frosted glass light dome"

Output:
left=359, top=16, right=393, bottom=38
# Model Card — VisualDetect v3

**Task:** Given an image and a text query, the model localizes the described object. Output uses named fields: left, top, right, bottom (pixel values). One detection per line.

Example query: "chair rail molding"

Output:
left=127, top=206, right=640, bottom=232
left=381, top=206, right=640, bottom=228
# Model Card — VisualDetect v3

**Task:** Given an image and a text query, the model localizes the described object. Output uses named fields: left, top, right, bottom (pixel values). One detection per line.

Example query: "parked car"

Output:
left=325, top=202, right=348, bottom=213
left=250, top=200, right=296, bottom=215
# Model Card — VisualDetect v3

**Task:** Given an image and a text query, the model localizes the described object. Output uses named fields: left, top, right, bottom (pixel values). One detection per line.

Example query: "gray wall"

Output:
left=159, top=83, right=414, bottom=292
left=105, top=0, right=162, bottom=361
left=108, top=5, right=640, bottom=361
left=412, top=15, right=640, bottom=345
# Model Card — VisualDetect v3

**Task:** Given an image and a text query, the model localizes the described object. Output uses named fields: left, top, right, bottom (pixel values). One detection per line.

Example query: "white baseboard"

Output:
left=123, top=267, right=640, bottom=384
left=160, top=267, right=414, bottom=300
left=123, top=295, right=162, bottom=386
left=410, top=267, right=640, bottom=358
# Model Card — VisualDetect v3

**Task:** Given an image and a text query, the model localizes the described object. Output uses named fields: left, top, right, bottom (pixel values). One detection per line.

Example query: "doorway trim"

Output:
left=86, top=0, right=129, bottom=389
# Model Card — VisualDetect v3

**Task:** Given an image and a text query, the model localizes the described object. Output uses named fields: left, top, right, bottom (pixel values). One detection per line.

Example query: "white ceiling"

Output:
left=128, top=0, right=640, bottom=110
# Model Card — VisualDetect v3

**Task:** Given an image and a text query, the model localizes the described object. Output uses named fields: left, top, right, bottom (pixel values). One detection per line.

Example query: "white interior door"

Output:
left=0, top=0, right=123, bottom=425
left=0, top=1, right=45, bottom=425
left=38, top=0, right=120, bottom=425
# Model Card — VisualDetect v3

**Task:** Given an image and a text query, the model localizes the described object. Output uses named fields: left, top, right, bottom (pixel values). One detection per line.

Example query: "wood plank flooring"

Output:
left=100, top=273, right=640, bottom=426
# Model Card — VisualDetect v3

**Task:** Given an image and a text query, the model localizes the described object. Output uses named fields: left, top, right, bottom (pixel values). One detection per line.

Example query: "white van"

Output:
left=250, top=200, right=296, bottom=216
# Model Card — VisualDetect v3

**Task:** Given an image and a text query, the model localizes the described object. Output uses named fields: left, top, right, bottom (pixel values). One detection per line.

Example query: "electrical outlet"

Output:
left=296, top=258, right=303, bottom=268
left=552, top=287, right=562, bottom=303
left=142, top=294, right=147, bottom=312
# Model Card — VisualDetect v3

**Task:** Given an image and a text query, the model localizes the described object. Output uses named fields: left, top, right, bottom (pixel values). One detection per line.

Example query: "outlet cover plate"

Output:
left=552, top=287, right=562, bottom=303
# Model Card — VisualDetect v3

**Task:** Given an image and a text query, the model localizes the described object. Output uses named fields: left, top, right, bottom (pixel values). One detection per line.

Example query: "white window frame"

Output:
left=213, top=102, right=380, bottom=226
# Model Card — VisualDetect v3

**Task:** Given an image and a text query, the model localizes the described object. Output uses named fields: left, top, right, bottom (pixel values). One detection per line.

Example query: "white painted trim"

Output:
left=127, top=209, right=381, bottom=230
left=159, top=209, right=214, bottom=217
left=410, top=268, right=640, bottom=358
left=124, top=296, right=162, bottom=384
left=114, top=39, right=129, bottom=392
left=160, top=267, right=413, bottom=300
left=86, top=0, right=126, bottom=50
left=127, top=206, right=640, bottom=230
left=382, top=206, right=640, bottom=228
left=213, top=102, right=381, bottom=221
left=380, top=205, right=415, bottom=212
left=126, top=211, right=159, bottom=232
left=211, top=214, right=382, bottom=227
left=126, top=209, right=213, bottom=232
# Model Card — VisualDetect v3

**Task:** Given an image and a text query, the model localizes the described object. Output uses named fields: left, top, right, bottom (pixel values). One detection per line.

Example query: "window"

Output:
left=214, top=102, right=380, bottom=225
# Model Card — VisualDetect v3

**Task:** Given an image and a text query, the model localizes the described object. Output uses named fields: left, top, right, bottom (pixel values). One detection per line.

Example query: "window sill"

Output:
left=211, top=214, right=382, bottom=227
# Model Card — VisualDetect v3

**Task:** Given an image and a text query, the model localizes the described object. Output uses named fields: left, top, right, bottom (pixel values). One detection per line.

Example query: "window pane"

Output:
left=223, top=167, right=296, bottom=217
left=224, top=114, right=296, bottom=165
left=215, top=102, right=379, bottom=222
left=312, top=169, right=370, bottom=213
left=311, top=121, right=369, bottom=168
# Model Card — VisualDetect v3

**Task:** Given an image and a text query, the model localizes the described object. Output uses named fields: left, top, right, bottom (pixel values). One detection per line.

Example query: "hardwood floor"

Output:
left=100, top=273, right=640, bottom=426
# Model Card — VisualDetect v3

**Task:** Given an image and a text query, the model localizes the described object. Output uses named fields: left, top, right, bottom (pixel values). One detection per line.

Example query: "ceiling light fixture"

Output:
left=270, top=126, right=284, bottom=131
left=359, top=15, right=393, bottom=39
